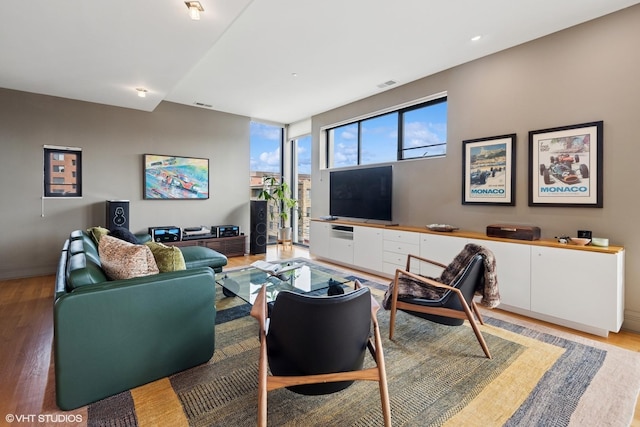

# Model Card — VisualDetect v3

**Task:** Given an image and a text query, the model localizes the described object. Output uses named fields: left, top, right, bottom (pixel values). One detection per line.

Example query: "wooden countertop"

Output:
left=311, top=218, right=624, bottom=254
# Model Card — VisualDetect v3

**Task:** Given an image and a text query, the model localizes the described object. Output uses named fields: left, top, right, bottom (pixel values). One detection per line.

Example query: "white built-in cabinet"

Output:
left=309, top=219, right=625, bottom=337
left=328, top=225, right=354, bottom=265
left=419, top=233, right=467, bottom=277
left=382, top=230, right=420, bottom=276
left=467, top=238, right=532, bottom=311
left=354, top=226, right=384, bottom=273
left=309, top=221, right=330, bottom=259
left=529, top=246, right=624, bottom=335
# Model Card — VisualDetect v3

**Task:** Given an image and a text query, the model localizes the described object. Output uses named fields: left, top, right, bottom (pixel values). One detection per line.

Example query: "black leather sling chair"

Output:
left=250, top=280, right=391, bottom=426
left=388, top=253, right=492, bottom=359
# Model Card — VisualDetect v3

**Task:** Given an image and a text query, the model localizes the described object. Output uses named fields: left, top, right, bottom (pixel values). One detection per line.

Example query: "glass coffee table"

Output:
left=215, top=261, right=353, bottom=305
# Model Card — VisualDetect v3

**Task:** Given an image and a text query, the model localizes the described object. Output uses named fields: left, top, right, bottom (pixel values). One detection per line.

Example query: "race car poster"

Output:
left=462, top=134, right=516, bottom=205
left=528, top=121, right=603, bottom=207
left=143, top=154, right=209, bottom=199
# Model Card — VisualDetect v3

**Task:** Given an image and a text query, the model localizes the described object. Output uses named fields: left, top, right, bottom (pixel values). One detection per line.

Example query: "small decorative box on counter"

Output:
left=486, top=224, right=541, bottom=241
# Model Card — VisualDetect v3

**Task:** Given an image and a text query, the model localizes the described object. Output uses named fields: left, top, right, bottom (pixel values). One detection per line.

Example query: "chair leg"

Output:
left=257, top=333, right=268, bottom=426
left=372, top=324, right=392, bottom=426
left=389, top=304, right=397, bottom=340
left=467, top=315, right=491, bottom=359
left=471, top=300, right=485, bottom=325
left=456, top=293, right=491, bottom=359
left=389, top=271, right=402, bottom=340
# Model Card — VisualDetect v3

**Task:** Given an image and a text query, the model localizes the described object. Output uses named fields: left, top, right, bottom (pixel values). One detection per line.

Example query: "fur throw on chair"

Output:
left=382, top=243, right=500, bottom=309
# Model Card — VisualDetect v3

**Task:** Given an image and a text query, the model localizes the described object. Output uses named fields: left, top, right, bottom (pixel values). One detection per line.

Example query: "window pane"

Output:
left=330, top=123, right=358, bottom=168
left=401, top=100, right=447, bottom=159
left=361, top=112, right=398, bottom=165
left=250, top=121, right=283, bottom=244
left=44, top=148, right=81, bottom=197
left=296, top=135, right=312, bottom=245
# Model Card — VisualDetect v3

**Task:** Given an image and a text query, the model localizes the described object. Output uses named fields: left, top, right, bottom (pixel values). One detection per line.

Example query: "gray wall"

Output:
left=312, top=5, right=640, bottom=330
left=0, top=91, right=250, bottom=279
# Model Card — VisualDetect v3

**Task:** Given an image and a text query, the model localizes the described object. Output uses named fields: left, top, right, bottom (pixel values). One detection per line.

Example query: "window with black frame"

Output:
left=43, top=146, right=82, bottom=197
left=326, top=95, right=447, bottom=168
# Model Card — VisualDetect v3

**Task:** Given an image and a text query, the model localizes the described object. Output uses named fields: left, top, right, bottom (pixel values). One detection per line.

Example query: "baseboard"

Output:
left=622, top=309, right=640, bottom=334
left=0, top=266, right=55, bottom=281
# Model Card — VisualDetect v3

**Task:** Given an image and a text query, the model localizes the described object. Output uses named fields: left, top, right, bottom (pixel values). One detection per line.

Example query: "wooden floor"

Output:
left=1, top=244, right=639, bottom=426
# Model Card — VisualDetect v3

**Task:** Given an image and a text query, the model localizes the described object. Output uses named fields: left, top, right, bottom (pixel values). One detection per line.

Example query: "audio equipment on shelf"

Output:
left=148, top=226, right=182, bottom=243
left=182, top=226, right=215, bottom=240
left=214, top=225, right=240, bottom=238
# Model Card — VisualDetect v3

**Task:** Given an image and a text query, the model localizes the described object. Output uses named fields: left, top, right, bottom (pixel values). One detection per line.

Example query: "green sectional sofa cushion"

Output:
left=54, top=229, right=227, bottom=410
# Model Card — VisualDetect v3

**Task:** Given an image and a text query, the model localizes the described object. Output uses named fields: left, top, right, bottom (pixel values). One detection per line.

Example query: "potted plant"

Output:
left=257, top=175, right=299, bottom=243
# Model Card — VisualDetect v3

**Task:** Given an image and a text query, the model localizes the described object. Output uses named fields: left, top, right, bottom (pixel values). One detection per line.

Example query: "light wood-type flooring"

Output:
left=1, top=245, right=639, bottom=426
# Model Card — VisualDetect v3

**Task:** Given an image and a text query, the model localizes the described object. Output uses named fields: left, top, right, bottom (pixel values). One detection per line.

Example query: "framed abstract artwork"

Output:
left=143, top=154, right=209, bottom=199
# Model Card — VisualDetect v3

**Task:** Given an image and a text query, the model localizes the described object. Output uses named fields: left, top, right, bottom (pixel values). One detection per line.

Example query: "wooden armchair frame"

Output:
left=250, top=281, right=391, bottom=426
left=388, top=253, right=491, bottom=359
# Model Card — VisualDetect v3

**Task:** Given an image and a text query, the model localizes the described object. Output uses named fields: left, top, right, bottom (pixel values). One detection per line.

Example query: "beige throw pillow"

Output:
left=99, top=235, right=159, bottom=280
left=145, top=241, right=186, bottom=273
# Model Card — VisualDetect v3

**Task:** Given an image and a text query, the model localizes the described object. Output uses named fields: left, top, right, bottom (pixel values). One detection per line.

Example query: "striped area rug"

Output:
left=87, top=261, right=640, bottom=426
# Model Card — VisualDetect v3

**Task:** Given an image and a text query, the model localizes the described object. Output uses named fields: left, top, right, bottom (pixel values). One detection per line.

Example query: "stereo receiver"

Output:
left=148, top=226, right=182, bottom=243
left=214, top=225, right=240, bottom=238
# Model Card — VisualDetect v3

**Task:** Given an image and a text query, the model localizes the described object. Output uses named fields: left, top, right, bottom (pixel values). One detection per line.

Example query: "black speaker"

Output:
left=250, top=200, right=267, bottom=254
left=106, top=200, right=130, bottom=231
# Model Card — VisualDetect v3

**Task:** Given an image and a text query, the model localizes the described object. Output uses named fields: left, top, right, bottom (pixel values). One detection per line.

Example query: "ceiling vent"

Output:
left=193, top=101, right=213, bottom=108
left=377, top=80, right=397, bottom=89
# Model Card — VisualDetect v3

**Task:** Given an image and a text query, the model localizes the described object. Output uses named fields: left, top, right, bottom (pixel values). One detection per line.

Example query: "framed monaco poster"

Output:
left=528, top=121, right=603, bottom=207
left=462, top=134, right=516, bottom=205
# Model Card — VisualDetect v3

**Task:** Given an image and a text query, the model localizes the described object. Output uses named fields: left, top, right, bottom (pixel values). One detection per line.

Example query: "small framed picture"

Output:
left=462, top=134, right=516, bottom=205
left=528, top=121, right=603, bottom=207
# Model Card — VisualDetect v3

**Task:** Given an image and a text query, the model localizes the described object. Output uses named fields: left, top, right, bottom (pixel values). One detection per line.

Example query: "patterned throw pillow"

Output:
left=99, top=235, right=159, bottom=280
left=145, top=241, right=186, bottom=273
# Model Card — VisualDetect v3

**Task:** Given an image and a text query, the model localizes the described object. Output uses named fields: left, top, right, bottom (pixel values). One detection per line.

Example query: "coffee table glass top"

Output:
left=216, top=262, right=352, bottom=304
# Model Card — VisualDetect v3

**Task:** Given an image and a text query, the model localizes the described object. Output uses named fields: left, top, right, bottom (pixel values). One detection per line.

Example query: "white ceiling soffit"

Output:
left=0, top=0, right=638, bottom=123
left=0, top=0, right=254, bottom=112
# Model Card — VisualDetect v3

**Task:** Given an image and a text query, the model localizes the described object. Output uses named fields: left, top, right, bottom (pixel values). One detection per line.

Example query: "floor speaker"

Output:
left=106, top=200, right=130, bottom=231
left=250, top=200, right=267, bottom=254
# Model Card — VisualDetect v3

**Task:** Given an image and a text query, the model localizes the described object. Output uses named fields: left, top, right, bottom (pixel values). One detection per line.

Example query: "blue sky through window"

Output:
left=250, top=122, right=282, bottom=174
left=402, top=101, right=448, bottom=158
left=297, top=135, right=311, bottom=175
left=331, top=99, right=447, bottom=167
left=250, top=122, right=312, bottom=175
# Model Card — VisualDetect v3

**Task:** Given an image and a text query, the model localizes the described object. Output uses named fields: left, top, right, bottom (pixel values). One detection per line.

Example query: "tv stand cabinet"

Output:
left=167, top=235, right=246, bottom=258
left=310, top=219, right=625, bottom=337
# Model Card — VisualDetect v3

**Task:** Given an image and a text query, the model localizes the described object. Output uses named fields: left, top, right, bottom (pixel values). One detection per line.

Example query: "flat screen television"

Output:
left=330, top=165, right=393, bottom=221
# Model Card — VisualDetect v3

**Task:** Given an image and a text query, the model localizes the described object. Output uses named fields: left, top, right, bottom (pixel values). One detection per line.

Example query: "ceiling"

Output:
left=1, top=0, right=638, bottom=125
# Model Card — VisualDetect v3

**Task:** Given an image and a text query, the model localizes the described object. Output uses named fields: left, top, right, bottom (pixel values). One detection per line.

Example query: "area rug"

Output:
left=87, top=260, right=640, bottom=426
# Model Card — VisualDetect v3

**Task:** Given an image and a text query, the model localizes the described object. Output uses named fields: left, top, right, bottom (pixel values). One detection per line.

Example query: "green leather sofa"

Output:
left=54, top=230, right=225, bottom=410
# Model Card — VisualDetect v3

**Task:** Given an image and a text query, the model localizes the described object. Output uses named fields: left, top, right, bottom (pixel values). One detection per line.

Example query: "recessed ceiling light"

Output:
left=136, top=88, right=147, bottom=98
left=185, top=1, right=204, bottom=20
left=471, top=35, right=482, bottom=42
left=291, top=72, right=298, bottom=77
